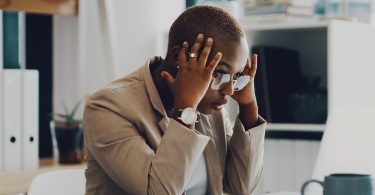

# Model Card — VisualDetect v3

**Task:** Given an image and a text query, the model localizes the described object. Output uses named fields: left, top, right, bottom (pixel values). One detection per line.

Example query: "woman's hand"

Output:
left=161, top=34, right=222, bottom=110
left=231, top=54, right=258, bottom=106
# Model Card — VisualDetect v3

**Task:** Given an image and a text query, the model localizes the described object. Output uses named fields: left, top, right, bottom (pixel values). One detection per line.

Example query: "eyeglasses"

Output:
left=211, top=70, right=250, bottom=91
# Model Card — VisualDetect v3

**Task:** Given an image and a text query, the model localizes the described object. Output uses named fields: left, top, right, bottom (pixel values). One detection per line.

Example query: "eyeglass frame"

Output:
left=210, top=65, right=250, bottom=91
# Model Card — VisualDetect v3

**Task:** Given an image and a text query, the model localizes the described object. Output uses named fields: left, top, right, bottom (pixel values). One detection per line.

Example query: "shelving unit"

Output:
left=267, top=123, right=325, bottom=132
left=242, top=20, right=375, bottom=132
left=0, top=0, right=78, bottom=16
left=241, top=20, right=330, bottom=31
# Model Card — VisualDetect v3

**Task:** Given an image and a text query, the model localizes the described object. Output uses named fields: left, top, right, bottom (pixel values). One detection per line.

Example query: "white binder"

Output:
left=3, top=70, right=22, bottom=171
left=0, top=70, right=3, bottom=171
left=22, top=70, right=39, bottom=170
left=0, top=11, right=4, bottom=171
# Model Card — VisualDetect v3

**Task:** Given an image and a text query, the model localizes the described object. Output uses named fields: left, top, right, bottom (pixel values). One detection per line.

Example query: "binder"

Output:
left=0, top=10, right=4, bottom=171
left=0, top=70, right=3, bottom=171
left=22, top=70, right=39, bottom=170
left=3, top=69, right=22, bottom=170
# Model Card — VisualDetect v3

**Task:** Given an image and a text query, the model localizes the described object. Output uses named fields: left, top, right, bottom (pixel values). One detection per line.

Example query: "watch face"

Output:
left=181, top=107, right=197, bottom=125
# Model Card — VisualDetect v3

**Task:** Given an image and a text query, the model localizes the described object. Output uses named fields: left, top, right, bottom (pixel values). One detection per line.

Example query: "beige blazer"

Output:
left=83, top=59, right=266, bottom=195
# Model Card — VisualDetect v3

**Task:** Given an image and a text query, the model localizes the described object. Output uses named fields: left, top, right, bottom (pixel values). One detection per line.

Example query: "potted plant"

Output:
left=49, top=100, right=83, bottom=164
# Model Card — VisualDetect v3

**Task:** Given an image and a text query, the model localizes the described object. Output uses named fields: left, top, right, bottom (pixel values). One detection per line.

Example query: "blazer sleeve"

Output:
left=83, top=88, right=209, bottom=195
left=222, top=107, right=266, bottom=195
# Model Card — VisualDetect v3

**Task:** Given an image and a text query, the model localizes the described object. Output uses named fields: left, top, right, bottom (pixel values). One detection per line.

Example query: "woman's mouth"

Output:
left=212, top=101, right=227, bottom=111
left=213, top=103, right=223, bottom=111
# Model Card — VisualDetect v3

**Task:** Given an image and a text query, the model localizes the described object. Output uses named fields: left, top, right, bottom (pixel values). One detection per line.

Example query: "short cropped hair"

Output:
left=167, top=5, right=245, bottom=55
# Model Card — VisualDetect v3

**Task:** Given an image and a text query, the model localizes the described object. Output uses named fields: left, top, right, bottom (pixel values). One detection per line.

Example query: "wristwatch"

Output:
left=171, top=107, right=198, bottom=125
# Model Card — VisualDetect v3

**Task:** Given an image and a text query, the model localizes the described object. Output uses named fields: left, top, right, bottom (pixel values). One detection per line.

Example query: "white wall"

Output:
left=53, top=16, right=80, bottom=117
left=105, top=0, right=184, bottom=77
left=254, top=140, right=320, bottom=194
left=53, top=0, right=184, bottom=117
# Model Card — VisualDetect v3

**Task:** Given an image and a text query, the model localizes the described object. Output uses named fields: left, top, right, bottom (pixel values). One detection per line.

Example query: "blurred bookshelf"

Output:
left=242, top=20, right=375, bottom=132
left=267, top=123, right=325, bottom=132
left=240, top=19, right=329, bottom=30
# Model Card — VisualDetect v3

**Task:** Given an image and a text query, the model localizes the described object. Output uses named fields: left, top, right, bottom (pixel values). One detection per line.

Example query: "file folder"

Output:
left=3, top=69, right=22, bottom=170
left=0, top=70, right=3, bottom=171
left=0, top=10, right=4, bottom=171
left=22, top=70, right=39, bottom=170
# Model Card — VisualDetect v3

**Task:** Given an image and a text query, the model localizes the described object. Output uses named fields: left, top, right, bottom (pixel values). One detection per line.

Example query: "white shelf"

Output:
left=240, top=19, right=330, bottom=31
left=267, top=123, right=325, bottom=132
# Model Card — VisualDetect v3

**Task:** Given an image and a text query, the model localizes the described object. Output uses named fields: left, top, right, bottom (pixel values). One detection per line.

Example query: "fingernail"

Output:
left=160, top=72, right=164, bottom=77
left=198, top=34, right=203, bottom=38
left=217, top=52, right=222, bottom=57
left=207, top=38, right=213, bottom=43
left=182, top=41, right=187, bottom=46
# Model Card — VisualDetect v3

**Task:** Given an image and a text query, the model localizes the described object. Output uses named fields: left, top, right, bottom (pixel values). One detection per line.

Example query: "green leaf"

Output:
left=63, top=101, right=69, bottom=116
left=70, top=100, right=81, bottom=119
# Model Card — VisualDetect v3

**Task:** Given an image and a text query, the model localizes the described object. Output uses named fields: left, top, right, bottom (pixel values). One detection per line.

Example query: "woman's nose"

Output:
left=220, top=80, right=235, bottom=96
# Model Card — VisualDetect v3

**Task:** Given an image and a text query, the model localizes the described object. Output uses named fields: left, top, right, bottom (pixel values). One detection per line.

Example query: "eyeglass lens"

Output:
left=211, top=74, right=250, bottom=91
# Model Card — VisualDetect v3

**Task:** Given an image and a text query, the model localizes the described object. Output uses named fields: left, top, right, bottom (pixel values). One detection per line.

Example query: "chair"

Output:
left=28, top=169, right=85, bottom=195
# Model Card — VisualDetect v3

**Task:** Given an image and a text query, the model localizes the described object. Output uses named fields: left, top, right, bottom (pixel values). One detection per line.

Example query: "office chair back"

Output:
left=28, top=169, right=85, bottom=195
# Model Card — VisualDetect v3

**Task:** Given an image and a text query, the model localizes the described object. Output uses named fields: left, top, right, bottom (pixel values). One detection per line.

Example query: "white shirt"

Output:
left=186, top=153, right=208, bottom=195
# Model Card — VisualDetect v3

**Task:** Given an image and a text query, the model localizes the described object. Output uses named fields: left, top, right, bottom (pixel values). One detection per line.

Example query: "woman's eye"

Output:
left=233, top=73, right=241, bottom=80
left=213, top=71, right=224, bottom=78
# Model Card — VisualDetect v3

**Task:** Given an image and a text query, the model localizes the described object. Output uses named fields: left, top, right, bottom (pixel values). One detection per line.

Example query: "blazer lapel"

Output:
left=141, top=58, right=170, bottom=133
left=158, top=115, right=169, bottom=134
left=197, top=114, right=223, bottom=195
left=142, top=59, right=167, bottom=116
left=204, top=140, right=223, bottom=195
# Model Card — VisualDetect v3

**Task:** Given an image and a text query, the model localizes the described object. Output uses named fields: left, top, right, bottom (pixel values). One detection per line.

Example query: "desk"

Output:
left=0, top=158, right=86, bottom=195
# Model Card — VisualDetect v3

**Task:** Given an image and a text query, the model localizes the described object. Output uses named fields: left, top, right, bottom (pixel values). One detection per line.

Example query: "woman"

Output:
left=83, top=5, right=266, bottom=195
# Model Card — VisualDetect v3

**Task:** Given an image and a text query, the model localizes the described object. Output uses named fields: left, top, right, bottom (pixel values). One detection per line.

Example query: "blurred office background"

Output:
left=1, top=0, right=375, bottom=194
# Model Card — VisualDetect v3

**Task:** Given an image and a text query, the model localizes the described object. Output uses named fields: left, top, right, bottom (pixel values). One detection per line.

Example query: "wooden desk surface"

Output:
left=0, top=158, right=86, bottom=195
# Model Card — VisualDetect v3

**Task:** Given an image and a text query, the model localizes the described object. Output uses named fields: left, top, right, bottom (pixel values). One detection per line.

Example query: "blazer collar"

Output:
left=141, top=57, right=167, bottom=117
left=141, top=57, right=171, bottom=133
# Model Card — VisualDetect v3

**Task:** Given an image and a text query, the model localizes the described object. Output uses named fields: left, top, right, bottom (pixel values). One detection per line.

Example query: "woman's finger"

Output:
left=206, top=52, right=222, bottom=75
left=189, top=34, right=204, bottom=63
left=249, top=54, right=258, bottom=77
left=161, top=71, right=175, bottom=87
left=198, top=37, right=213, bottom=68
left=178, top=41, right=188, bottom=69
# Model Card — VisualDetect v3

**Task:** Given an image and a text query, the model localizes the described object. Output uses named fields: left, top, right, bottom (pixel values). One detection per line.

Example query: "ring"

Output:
left=188, top=52, right=198, bottom=58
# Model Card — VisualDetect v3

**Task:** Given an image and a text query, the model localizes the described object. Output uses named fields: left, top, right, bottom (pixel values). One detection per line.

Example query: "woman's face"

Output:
left=197, top=37, right=249, bottom=115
